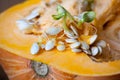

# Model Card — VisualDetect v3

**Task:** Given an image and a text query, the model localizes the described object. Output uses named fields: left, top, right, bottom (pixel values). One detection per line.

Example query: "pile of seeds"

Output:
left=16, top=4, right=107, bottom=58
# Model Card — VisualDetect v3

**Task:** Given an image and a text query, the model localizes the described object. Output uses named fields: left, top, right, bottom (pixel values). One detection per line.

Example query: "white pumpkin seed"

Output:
left=30, top=42, right=40, bottom=55
left=81, top=41, right=89, bottom=50
left=83, top=50, right=92, bottom=55
left=89, top=34, right=97, bottom=45
left=91, top=46, right=99, bottom=56
left=45, top=39, right=56, bottom=51
left=64, top=31, right=78, bottom=39
left=97, top=46, right=102, bottom=55
left=58, top=41, right=64, bottom=45
left=57, top=44, right=65, bottom=51
left=45, top=27, right=62, bottom=35
left=70, top=25, right=79, bottom=36
left=25, top=8, right=42, bottom=20
left=16, top=19, right=33, bottom=31
left=72, top=48, right=82, bottom=53
left=70, top=42, right=81, bottom=49
left=97, top=40, right=106, bottom=48
left=65, top=38, right=77, bottom=43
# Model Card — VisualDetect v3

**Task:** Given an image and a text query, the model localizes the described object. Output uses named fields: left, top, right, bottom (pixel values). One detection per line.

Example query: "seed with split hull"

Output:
left=91, top=46, right=99, bottom=56
left=70, top=42, right=81, bottom=49
left=57, top=44, right=65, bottom=51
left=89, top=35, right=97, bottom=45
left=30, top=42, right=40, bottom=55
left=65, top=38, right=77, bottom=43
left=97, top=40, right=106, bottom=48
left=72, top=48, right=82, bottom=53
left=16, top=19, right=33, bottom=31
left=45, top=39, right=56, bottom=51
left=81, top=41, right=89, bottom=50
left=45, top=27, right=62, bottom=35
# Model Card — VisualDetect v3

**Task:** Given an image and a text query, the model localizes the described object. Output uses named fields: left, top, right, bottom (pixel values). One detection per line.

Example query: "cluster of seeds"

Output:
left=16, top=4, right=107, bottom=58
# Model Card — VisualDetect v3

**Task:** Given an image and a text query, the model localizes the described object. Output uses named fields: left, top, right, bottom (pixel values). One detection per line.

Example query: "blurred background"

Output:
left=0, top=0, right=24, bottom=13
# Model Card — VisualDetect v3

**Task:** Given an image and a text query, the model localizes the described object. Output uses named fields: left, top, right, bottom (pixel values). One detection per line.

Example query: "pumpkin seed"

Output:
left=72, top=48, right=82, bottom=53
left=65, top=38, right=77, bottom=43
left=64, top=31, right=78, bottom=39
left=81, top=41, right=89, bottom=50
left=97, top=40, right=106, bottom=48
left=57, top=44, right=65, bottom=51
left=91, top=46, right=99, bottom=56
left=58, top=41, right=64, bottom=45
left=89, top=34, right=97, bottom=45
left=45, top=27, right=62, bottom=35
left=70, top=42, right=81, bottom=49
left=97, top=46, right=102, bottom=55
left=16, top=19, right=33, bottom=31
left=30, top=42, right=40, bottom=55
left=83, top=49, right=92, bottom=55
left=70, top=25, right=79, bottom=36
left=26, top=8, right=42, bottom=20
left=45, top=39, right=56, bottom=51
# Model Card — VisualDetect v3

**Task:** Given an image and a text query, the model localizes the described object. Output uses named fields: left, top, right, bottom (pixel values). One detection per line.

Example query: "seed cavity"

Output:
left=30, top=42, right=40, bottom=55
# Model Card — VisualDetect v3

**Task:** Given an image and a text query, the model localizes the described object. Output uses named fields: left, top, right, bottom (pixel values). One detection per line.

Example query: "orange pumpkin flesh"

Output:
left=0, top=0, right=120, bottom=78
left=0, top=48, right=120, bottom=80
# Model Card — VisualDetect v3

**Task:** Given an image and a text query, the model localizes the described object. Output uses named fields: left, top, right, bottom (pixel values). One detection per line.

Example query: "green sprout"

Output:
left=52, top=5, right=95, bottom=30
left=78, top=11, right=96, bottom=26
left=52, top=5, right=74, bottom=31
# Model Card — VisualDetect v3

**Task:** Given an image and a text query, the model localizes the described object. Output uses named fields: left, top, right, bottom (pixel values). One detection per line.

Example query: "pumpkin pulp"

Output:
left=0, top=0, right=120, bottom=76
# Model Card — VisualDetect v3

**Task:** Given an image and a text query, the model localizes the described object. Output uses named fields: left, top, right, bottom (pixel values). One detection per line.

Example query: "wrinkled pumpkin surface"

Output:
left=0, top=0, right=120, bottom=76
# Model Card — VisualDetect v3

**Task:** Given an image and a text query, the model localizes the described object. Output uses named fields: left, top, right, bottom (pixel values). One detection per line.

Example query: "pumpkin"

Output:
left=0, top=0, right=120, bottom=80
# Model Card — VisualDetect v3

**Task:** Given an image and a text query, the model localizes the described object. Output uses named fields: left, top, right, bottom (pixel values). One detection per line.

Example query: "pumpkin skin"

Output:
left=0, top=48, right=120, bottom=80
left=0, top=0, right=120, bottom=80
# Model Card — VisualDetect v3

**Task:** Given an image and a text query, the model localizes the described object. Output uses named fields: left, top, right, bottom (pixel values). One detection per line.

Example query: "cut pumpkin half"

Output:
left=0, top=0, right=120, bottom=78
